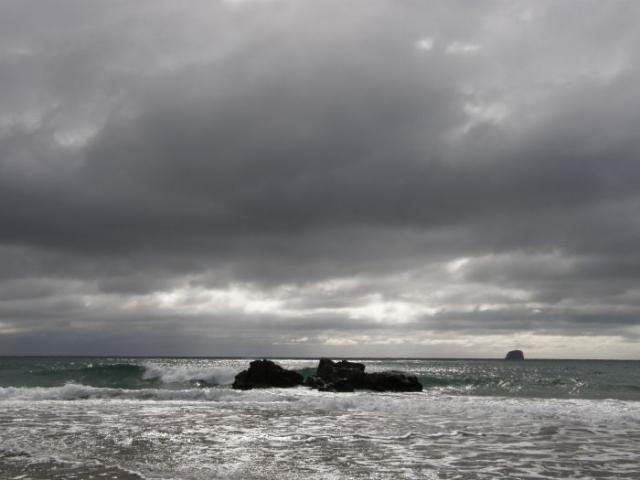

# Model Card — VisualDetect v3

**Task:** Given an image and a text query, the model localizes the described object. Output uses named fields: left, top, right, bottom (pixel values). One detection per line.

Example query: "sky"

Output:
left=1, top=0, right=639, bottom=358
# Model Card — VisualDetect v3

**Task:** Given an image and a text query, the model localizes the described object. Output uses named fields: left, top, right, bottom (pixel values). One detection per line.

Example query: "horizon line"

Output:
left=0, top=355, right=638, bottom=361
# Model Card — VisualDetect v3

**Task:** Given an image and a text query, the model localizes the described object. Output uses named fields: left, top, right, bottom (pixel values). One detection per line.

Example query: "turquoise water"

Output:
left=1, top=357, right=639, bottom=479
left=1, top=357, right=638, bottom=400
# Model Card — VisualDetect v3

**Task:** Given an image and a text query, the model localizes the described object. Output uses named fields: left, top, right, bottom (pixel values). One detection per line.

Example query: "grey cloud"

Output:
left=1, top=0, right=640, bottom=356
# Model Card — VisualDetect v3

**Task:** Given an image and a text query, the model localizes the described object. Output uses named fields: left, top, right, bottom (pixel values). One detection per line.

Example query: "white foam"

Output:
left=0, top=383, right=299, bottom=402
left=141, top=362, right=239, bottom=385
left=1, top=383, right=639, bottom=430
left=2, top=386, right=639, bottom=479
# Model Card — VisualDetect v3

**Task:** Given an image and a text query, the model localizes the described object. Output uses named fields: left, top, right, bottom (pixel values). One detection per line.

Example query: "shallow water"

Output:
left=0, top=358, right=639, bottom=479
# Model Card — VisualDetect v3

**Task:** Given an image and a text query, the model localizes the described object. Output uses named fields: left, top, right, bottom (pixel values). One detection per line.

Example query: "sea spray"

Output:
left=141, top=362, right=239, bottom=386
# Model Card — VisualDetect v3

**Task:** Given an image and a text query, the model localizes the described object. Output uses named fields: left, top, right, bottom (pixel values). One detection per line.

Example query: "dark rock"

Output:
left=303, top=375, right=326, bottom=389
left=320, top=379, right=355, bottom=392
left=505, top=350, right=525, bottom=361
left=309, top=358, right=422, bottom=392
left=363, top=371, right=423, bottom=392
left=232, top=359, right=303, bottom=390
left=316, top=358, right=366, bottom=387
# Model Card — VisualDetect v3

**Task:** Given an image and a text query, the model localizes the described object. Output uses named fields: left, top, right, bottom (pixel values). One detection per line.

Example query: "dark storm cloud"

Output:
left=1, top=0, right=640, bottom=356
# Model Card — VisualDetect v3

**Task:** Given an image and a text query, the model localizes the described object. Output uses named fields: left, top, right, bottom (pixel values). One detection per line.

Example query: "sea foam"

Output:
left=141, top=362, right=239, bottom=385
left=0, top=383, right=299, bottom=402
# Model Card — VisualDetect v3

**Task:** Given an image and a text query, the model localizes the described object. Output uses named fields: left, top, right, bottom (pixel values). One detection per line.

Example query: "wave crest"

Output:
left=0, top=383, right=299, bottom=402
left=141, top=363, right=239, bottom=385
left=30, top=361, right=242, bottom=389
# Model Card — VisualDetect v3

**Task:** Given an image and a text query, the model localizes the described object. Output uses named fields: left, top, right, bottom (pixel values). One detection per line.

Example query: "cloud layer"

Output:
left=1, top=0, right=639, bottom=357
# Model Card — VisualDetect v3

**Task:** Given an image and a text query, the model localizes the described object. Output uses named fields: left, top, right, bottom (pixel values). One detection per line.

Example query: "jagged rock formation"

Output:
left=232, top=358, right=424, bottom=392
left=303, top=375, right=326, bottom=389
left=232, top=359, right=303, bottom=390
left=505, top=350, right=525, bottom=361
left=362, top=371, right=423, bottom=392
left=313, top=358, right=422, bottom=392
left=320, top=378, right=355, bottom=392
left=316, top=358, right=366, bottom=388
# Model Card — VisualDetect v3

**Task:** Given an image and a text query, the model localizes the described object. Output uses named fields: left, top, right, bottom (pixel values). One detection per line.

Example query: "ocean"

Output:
left=0, top=357, right=638, bottom=479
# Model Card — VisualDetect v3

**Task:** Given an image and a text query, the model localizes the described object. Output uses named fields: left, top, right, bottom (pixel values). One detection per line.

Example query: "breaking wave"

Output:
left=141, top=362, right=238, bottom=386
left=29, top=362, right=241, bottom=389
left=0, top=383, right=299, bottom=402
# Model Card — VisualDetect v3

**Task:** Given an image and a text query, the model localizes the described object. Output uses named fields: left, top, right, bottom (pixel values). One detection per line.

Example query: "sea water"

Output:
left=0, top=357, right=638, bottom=479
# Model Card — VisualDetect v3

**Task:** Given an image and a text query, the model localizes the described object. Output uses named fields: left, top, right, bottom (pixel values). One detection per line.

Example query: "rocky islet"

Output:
left=232, top=358, right=423, bottom=392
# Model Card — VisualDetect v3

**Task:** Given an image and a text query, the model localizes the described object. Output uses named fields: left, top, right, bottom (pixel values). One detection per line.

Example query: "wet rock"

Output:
left=309, top=358, right=423, bottom=392
left=505, top=350, right=525, bottom=361
left=316, top=358, right=366, bottom=387
left=363, top=371, right=423, bottom=392
left=320, top=379, right=356, bottom=392
left=303, top=375, right=326, bottom=389
left=232, top=359, right=303, bottom=390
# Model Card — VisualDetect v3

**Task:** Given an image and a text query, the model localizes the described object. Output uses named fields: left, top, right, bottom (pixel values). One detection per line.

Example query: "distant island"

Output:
left=505, top=350, right=525, bottom=360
